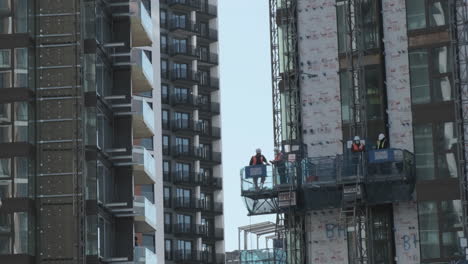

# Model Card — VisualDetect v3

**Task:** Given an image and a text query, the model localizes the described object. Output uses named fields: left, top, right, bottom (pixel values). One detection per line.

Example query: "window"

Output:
left=160, top=9, right=167, bottom=27
left=164, top=213, right=172, bottom=233
left=173, top=63, right=189, bottom=78
left=174, top=112, right=190, bottom=129
left=198, top=119, right=210, bottom=135
left=96, top=55, right=112, bottom=97
left=172, top=13, right=188, bottom=28
left=162, top=109, right=169, bottom=129
left=200, top=192, right=213, bottom=210
left=339, top=71, right=353, bottom=123
left=164, top=187, right=171, bottom=207
left=198, top=143, right=211, bottom=159
left=176, top=188, right=191, bottom=207
left=418, top=200, right=463, bottom=261
left=96, top=108, right=111, bottom=151
left=0, top=212, right=29, bottom=255
left=0, top=102, right=28, bottom=143
left=199, top=46, right=209, bottom=61
left=162, top=84, right=169, bottom=103
left=96, top=3, right=111, bottom=44
left=199, top=70, right=210, bottom=86
left=97, top=161, right=111, bottom=204
left=407, top=0, right=448, bottom=30
left=175, top=137, right=191, bottom=153
left=199, top=21, right=208, bottom=37
left=176, top=214, right=192, bottom=232
left=199, top=167, right=212, bottom=182
left=174, top=87, right=190, bottom=101
left=163, top=160, right=170, bottom=181
left=175, top=162, right=191, bottom=181
left=409, top=46, right=452, bottom=104
left=414, top=122, right=458, bottom=180
left=161, top=34, right=167, bottom=53
left=165, top=239, right=172, bottom=260
left=177, top=240, right=193, bottom=259
left=365, top=67, right=383, bottom=120
left=172, top=38, right=188, bottom=53
left=0, top=48, right=28, bottom=88
left=162, top=135, right=170, bottom=154
left=0, top=0, right=28, bottom=34
left=161, top=59, right=168, bottom=79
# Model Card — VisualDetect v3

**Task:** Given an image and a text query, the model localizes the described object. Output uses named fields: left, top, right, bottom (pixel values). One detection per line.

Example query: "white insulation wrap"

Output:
left=305, top=210, right=349, bottom=264
left=393, top=202, right=420, bottom=263
left=297, top=0, right=343, bottom=157
left=382, top=0, right=414, bottom=151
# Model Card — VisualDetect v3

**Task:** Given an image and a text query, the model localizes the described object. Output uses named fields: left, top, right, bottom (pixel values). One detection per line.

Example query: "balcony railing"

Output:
left=162, top=69, right=199, bottom=84
left=198, top=28, right=218, bottom=42
left=198, top=3, right=217, bottom=18
left=173, top=170, right=196, bottom=185
left=171, top=94, right=197, bottom=108
left=169, top=19, right=198, bottom=34
left=197, top=124, right=221, bottom=139
left=134, top=196, right=157, bottom=233
left=130, top=0, right=153, bottom=47
left=172, top=119, right=197, bottom=134
left=111, top=146, right=156, bottom=185
left=198, top=101, right=220, bottom=115
left=196, top=148, right=222, bottom=164
left=171, top=145, right=199, bottom=159
left=198, top=50, right=219, bottom=65
left=174, top=223, right=198, bottom=236
left=131, top=98, right=155, bottom=139
left=174, top=197, right=199, bottom=211
left=197, top=200, right=223, bottom=215
left=169, top=44, right=199, bottom=59
left=131, top=49, right=154, bottom=93
left=167, top=0, right=200, bottom=10
left=196, top=174, right=222, bottom=190
left=199, top=77, right=219, bottom=91
left=134, top=246, right=157, bottom=264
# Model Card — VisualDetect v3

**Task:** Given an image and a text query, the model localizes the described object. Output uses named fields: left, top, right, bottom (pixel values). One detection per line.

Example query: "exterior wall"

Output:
left=297, top=0, right=343, bottom=157
left=393, top=202, right=420, bottom=263
left=151, top=1, right=164, bottom=263
left=382, top=0, right=414, bottom=152
left=305, top=210, right=348, bottom=264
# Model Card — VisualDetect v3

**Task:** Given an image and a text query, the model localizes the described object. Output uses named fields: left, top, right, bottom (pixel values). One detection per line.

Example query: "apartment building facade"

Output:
left=241, top=0, right=468, bottom=263
left=0, top=0, right=165, bottom=263
left=158, top=0, right=225, bottom=263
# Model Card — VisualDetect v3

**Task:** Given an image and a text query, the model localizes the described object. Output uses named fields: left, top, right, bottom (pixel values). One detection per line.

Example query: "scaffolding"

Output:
left=450, top=0, right=468, bottom=246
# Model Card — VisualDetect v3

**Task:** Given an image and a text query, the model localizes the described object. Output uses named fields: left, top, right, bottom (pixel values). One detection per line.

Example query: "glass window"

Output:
left=430, top=1, right=448, bottom=27
left=0, top=0, right=12, bottom=34
left=340, top=71, right=352, bottom=123
left=165, top=239, right=172, bottom=260
left=414, top=124, right=435, bottom=180
left=433, top=46, right=451, bottom=74
left=0, top=158, right=10, bottom=178
left=407, top=0, right=426, bottom=30
left=0, top=70, right=11, bottom=88
left=418, top=200, right=463, bottom=260
left=161, top=34, right=167, bottom=53
left=160, top=9, right=167, bottom=27
left=14, top=102, right=27, bottom=141
left=409, top=50, right=430, bottom=104
left=14, top=157, right=28, bottom=197
left=365, top=67, right=382, bottom=120
left=0, top=49, right=10, bottom=68
left=336, top=1, right=349, bottom=53
left=14, top=0, right=27, bottom=33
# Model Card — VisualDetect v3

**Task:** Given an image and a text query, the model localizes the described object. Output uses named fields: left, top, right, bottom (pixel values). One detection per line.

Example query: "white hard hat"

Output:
left=256, top=148, right=261, bottom=153
left=354, top=136, right=360, bottom=141
left=378, top=133, right=385, bottom=140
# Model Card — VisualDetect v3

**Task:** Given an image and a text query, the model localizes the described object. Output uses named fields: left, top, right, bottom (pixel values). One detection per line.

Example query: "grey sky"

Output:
left=218, top=0, right=276, bottom=252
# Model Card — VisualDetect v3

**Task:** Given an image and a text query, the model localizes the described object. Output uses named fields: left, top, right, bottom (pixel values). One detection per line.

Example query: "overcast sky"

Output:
left=218, top=0, right=276, bottom=252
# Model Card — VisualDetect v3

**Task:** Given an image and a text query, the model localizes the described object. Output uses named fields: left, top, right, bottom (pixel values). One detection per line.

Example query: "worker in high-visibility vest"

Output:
left=376, top=133, right=388, bottom=149
left=271, top=147, right=286, bottom=184
left=249, top=148, right=270, bottom=189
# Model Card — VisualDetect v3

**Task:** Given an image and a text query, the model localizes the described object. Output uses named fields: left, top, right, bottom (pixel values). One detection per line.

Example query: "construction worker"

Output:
left=271, top=147, right=286, bottom=184
left=376, top=133, right=388, bottom=149
left=249, top=148, right=270, bottom=189
left=351, top=136, right=365, bottom=152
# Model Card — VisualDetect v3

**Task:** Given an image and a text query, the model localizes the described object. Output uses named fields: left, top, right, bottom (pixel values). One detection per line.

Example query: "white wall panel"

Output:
left=297, top=0, right=343, bottom=157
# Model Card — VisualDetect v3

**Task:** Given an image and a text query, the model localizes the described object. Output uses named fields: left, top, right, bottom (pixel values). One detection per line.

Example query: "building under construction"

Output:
left=240, top=0, right=468, bottom=263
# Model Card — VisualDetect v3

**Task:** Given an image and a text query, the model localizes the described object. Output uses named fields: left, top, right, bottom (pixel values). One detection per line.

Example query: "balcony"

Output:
left=130, top=0, right=153, bottom=47
left=197, top=3, right=217, bottom=19
left=173, top=170, right=197, bottom=186
left=131, top=98, right=155, bottom=139
left=171, top=145, right=199, bottom=160
left=169, top=44, right=199, bottom=60
left=109, top=196, right=156, bottom=233
left=197, top=124, right=221, bottom=139
left=200, top=226, right=224, bottom=241
left=199, top=77, right=219, bottom=92
left=174, top=197, right=199, bottom=212
left=198, top=27, right=218, bottom=42
left=196, top=148, right=222, bottom=164
left=111, top=146, right=156, bottom=185
left=131, top=49, right=154, bottom=94
left=134, top=246, right=157, bottom=264
left=169, top=69, right=199, bottom=84
left=198, top=101, right=220, bottom=116
left=196, top=174, right=222, bottom=190
left=134, top=196, right=157, bottom=233
left=174, top=223, right=198, bottom=237
left=198, top=200, right=223, bottom=215
left=169, top=19, right=198, bottom=36
left=172, top=119, right=197, bottom=136
left=167, top=0, right=200, bottom=10
left=198, top=50, right=219, bottom=66
left=171, top=94, right=197, bottom=109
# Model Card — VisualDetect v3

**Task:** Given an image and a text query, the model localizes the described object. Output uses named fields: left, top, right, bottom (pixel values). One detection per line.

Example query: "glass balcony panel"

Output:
left=130, top=0, right=153, bottom=47
left=131, top=49, right=154, bottom=94
left=132, top=147, right=156, bottom=185
left=134, top=246, right=157, bottom=264
left=134, top=196, right=157, bottom=233
left=132, top=98, right=155, bottom=139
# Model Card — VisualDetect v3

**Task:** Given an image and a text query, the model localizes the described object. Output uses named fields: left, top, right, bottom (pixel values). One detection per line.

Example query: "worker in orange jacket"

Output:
left=249, top=148, right=270, bottom=189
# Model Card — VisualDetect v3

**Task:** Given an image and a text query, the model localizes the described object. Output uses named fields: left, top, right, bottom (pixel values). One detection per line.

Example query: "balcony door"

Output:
left=177, top=240, right=193, bottom=260
left=176, top=188, right=191, bottom=207
left=177, top=214, right=192, bottom=233
left=173, top=38, right=188, bottom=53
left=173, top=63, right=188, bottom=79
left=174, top=111, right=190, bottom=129
left=175, top=162, right=191, bottom=181
left=175, top=137, right=190, bottom=153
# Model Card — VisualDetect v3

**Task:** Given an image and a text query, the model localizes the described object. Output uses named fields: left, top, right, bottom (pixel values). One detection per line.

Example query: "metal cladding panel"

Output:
left=39, top=68, right=78, bottom=88
left=38, top=175, right=75, bottom=196
left=39, top=200, right=78, bottom=262
left=39, top=98, right=78, bottom=119
left=297, top=0, right=343, bottom=157
left=305, top=209, right=349, bottom=264
left=39, top=121, right=75, bottom=141
left=40, top=46, right=77, bottom=67
left=303, top=188, right=341, bottom=210
left=39, top=0, right=77, bottom=14
left=393, top=202, right=420, bottom=263
left=382, top=0, right=414, bottom=152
